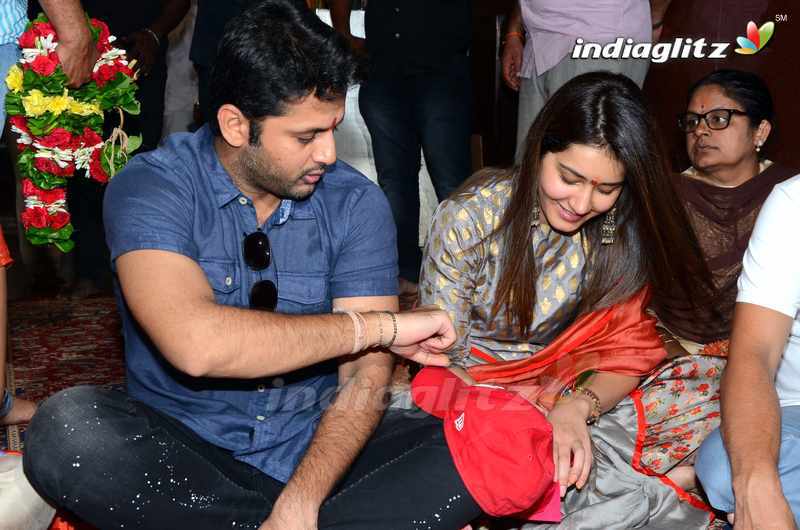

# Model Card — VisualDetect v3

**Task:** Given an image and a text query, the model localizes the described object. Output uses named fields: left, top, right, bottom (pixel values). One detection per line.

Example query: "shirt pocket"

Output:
left=278, top=273, right=330, bottom=314
left=198, top=259, right=240, bottom=305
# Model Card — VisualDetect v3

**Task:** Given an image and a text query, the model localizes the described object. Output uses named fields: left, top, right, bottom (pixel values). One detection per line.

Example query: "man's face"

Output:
left=236, top=94, right=345, bottom=200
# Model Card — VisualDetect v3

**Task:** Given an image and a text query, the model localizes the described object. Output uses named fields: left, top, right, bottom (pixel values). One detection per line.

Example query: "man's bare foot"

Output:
left=666, top=464, right=697, bottom=491
left=0, top=397, right=37, bottom=425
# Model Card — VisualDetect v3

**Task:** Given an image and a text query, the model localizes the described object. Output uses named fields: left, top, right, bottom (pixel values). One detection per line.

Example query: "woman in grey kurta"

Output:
left=418, top=72, right=720, bottom=529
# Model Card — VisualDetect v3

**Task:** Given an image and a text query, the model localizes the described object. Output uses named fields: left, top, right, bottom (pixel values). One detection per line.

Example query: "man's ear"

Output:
left=217, top=104, right=250, bottom=148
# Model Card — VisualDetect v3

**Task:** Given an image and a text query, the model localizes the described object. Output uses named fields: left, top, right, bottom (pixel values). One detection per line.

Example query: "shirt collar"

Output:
left=198, top=126, right=245, bottom=208
left=198, top=126, right=318, bottom=224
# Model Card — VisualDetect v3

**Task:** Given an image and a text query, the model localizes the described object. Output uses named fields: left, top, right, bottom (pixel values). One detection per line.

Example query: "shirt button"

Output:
left=256, top=415, right=266, bottom=421
left=257, top=385, right=266, bottom=392
left=238, top=197, right=248, bottom=205
left=394, top=7, right=399, bottom=12
left=394, top=32, right=400, bottom=39
left=224, top=276, right=233, bottom=286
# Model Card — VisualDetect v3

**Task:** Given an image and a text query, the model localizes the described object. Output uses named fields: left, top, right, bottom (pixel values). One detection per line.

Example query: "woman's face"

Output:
left=538, top=143, right=624, bottom=234
left=685, top=84, right=763, bottom=177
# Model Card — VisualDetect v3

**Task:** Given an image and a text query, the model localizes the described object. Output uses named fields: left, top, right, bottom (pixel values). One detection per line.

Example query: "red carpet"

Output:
left=2, top=296, right=125, bottom=451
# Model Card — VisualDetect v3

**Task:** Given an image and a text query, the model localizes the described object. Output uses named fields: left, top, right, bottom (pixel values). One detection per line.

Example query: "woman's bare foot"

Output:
left=0, top=396, right=37, bottom=425
left=666, top=464, right=697, bottom=491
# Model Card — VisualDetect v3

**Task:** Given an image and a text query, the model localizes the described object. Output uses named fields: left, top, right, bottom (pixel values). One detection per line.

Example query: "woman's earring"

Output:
left=756, top=141, right=763, bottom=153
left=532, top=199, right=541, bottom=227
left=601, top=207, right=617, bottom=245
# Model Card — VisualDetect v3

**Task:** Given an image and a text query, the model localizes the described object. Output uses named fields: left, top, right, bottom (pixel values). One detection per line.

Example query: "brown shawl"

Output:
left=654, top=161, right=796, bottom=344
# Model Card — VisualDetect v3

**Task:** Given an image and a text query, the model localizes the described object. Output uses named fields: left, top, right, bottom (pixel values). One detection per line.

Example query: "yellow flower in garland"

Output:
left=47, top=90, right=70, bottom=115
left=5, top=64, right=23, bottom=93
left=22, top=89, right=49, bottom=117
left=68, top=99, right=103, bottom=116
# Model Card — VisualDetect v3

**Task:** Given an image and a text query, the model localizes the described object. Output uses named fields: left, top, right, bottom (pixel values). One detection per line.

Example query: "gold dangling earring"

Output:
left=532, top=197, right=541, bottom=228
left=601, top=207, right=617, bottom=245
left=756, top=142, right=762, bottom=153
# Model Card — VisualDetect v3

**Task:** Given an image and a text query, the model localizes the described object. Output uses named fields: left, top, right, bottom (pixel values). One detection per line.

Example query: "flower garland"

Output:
left=5, top=14, right=141, bottom=252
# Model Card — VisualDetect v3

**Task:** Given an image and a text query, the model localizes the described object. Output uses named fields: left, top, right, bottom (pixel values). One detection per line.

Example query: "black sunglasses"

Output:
left=243, top=230, right=278, bottom=311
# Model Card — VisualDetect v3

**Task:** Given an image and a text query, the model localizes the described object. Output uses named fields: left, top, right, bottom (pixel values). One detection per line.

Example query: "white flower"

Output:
left=33, top=145, right=74, bottom=169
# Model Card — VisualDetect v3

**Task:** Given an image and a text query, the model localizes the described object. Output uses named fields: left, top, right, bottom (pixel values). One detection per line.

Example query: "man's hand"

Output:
left=501, top=37, right=524, bottom=91
left=733, top=472, right=797, bottom=530
left=119, top=29, right=160, bottom=78
left=389, top=305, right=455, bottom=367
left=547, top=397, right=593, bottom=497
left=40, top=0, right=98, bottom=86
left=56, top=32, right=97, bottom=87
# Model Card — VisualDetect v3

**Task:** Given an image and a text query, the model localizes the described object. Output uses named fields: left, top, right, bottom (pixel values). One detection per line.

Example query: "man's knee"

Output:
left=696, top=428, right=735, bottom=512
left=23, top=386, right=109, bottom=497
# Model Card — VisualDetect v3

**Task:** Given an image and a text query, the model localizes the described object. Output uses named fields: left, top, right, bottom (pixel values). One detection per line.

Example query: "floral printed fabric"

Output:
left=638, top=354, right=726, bottom=474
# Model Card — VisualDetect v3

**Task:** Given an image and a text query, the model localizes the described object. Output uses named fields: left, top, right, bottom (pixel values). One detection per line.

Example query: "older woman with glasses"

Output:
left=647, top=69, right=798, bottom=492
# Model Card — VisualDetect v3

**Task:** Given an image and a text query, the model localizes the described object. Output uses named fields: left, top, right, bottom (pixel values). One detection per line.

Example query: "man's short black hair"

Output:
left=208, top=0, right=361, bottom=138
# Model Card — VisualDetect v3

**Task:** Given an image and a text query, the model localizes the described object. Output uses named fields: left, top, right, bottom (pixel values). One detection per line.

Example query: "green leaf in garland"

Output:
left=5, top=92, right=23, bottom=115
left=126, top=134, right=142, bottom=154
left=26, top=112, right=60, bottom=136
left=54, top=239, right=76, bottom=253
left=23, top=67, right=68, bottom=95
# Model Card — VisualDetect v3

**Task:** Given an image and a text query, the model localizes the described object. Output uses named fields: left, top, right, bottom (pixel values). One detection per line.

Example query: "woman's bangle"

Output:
left=560, top=386, right=601, bottom=424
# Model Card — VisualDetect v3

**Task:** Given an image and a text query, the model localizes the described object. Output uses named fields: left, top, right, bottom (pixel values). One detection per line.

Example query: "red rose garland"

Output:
left=5, top=14, right=141, bottom=252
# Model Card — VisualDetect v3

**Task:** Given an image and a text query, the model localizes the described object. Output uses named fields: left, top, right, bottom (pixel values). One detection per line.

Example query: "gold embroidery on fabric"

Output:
left=542, top=274, right=552, bottom=291
left=556, top=262, right=567, bottom=279
left=555, top=285, right=566, bottom=302
left=569, top=252, right=580, bottom=269
left=540, top=297, right=552, bottom=314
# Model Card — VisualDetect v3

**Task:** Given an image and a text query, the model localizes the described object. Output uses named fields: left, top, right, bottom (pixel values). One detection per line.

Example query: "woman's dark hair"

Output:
left=467, top=71, right=711, bottom=335
left=208, top=0, right=361, bottom=142
left=688, top=69, right=774, bottom=128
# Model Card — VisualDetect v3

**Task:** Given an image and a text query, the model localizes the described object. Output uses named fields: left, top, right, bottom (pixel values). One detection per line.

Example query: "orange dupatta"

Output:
left=467, top=287, right=666, bottom=410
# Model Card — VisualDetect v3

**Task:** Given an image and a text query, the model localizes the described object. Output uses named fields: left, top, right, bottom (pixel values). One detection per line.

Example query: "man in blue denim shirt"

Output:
left=22, top=2, right=479, bottom=529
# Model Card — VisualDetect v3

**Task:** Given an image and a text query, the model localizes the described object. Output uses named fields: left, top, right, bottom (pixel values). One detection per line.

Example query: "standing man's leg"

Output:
left=360, top=76, right=423, bottom=285
left=696, top=405, right=800, bottom=526
left=515, top=74, right=548, bottom=162
left=23, top=386, right=283, bottom=530
left=415, top=52, right=473, bottom=204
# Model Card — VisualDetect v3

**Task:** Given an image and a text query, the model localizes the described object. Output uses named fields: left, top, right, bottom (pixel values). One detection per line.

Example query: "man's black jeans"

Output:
left=359, top=53, right=473, bottom=283
left=23, top=386, right=481, bottom=529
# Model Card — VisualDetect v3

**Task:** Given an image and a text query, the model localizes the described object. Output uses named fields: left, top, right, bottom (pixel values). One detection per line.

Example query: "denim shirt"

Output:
left=103, top=126, right=398, bottom=482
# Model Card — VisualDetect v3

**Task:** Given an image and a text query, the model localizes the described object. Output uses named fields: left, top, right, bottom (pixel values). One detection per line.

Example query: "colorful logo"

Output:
left=735, top=21, right=775, bottom=54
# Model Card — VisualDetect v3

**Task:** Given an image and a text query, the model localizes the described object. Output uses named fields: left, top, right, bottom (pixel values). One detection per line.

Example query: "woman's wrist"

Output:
left=554, top=394, right=592, bottom=422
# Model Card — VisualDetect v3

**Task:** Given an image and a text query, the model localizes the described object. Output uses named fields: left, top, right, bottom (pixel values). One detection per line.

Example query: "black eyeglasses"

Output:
left=243, top=230, right=278, bottom=311
left=678, top=108, right=748, bottom=133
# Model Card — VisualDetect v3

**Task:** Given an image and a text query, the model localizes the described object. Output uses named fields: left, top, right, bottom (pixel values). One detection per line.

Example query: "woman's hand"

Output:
left=547, top=396, right=593, bottom=497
